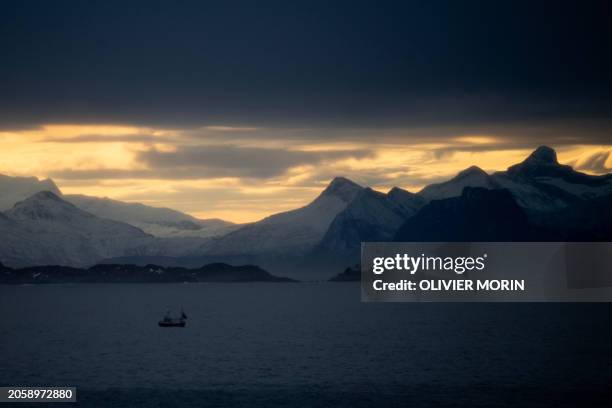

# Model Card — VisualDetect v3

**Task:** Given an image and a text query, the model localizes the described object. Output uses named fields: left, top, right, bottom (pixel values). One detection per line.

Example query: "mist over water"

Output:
left=1, top=283, right=611, bottom=407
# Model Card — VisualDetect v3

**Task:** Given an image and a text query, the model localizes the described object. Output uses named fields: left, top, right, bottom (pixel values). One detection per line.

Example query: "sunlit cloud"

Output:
left=563, top=147, right=612, bottom=174
left=453, top=135, right=500, bottom=145
left=0, top=123, right=611, bottom=222
left=204, top=126, right=260, bottom=132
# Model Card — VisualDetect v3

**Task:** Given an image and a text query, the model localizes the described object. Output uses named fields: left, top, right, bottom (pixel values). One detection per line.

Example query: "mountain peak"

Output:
left=526, top=146, right=558, bottom=165
left=321, top=177, right=363, bottom=202
left=456, top=165, right=488, bottom=179
left=388, top=186, right=417, bottom=199
left=327, top=176, right=360, bottom=188
left=0, top=174, right=62, bottom=210
left=418, top=165, right=495, bottom=201
left=8, top=191, right=85, bottom=221
left=388, top=186, right=405, bottom=195
left=507, top=146, right=571, bottom=178
left=28, top=190, right=65, bottom=202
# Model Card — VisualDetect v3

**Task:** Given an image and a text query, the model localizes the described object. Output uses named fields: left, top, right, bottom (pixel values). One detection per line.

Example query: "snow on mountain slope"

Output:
left=0, top=191, right=154, bottom=267
left=0, top=211, right=36, bottom=267
left=418, top=166, right=497, bottom=201
left=203, top=177, right=363, bottom=256
left=0, top=174, right=236, bottom=238
left=66, top=194, right=237, bottom=238
left=318, top=187, right=426, bottom=252
left=0, top=174, right=61, bottom=210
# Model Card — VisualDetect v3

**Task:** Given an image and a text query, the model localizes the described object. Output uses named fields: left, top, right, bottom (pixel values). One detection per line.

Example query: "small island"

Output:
left=0, top=262, right=296, bottom=284
left=329, top=265, right=360, bottom=282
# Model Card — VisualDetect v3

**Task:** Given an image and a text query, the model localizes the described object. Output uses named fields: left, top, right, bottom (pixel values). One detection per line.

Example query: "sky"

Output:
left=0, top=1, right=611, bottom=222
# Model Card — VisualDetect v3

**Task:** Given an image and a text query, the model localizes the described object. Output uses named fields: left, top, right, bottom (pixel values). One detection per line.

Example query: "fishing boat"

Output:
left=158, top=308, right=187, bottom=327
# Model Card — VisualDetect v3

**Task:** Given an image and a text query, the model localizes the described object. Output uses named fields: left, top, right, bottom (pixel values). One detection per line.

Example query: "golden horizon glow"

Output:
left=1, top=123, right=610, bottom=223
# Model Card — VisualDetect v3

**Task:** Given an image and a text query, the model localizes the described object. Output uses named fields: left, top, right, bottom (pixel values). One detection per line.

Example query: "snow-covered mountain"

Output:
left=65, top=194, right=237, bottom=238
left=2, top=146, right=611, bottom=272
left=0, top=174, right=61, bottom=210
left=0, top=173, right=236, bottom=238
left=202, top=177, right=364, bottom=256
left=493, top=146, right=612, bottom=211
left=314, top=146, right=612, bottom=275
left=317, top=186, right=425, bottom=252
left=0, top=191, right=154, bottom=267
left=419, top=146, right=612, bottom=213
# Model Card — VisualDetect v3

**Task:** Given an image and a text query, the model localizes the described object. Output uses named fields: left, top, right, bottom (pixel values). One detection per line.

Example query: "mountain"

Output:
left=493, top=146, right=612, bottom=211
left=202, top=177, right=364, bottom=256
left=0, top=173, right=236, bottom=239
left=418, top=146, right=612, bottom=213
left=317, top=186, right=425, bottom=253
left=2, top=146, right=611, bottom=275
left=396, top=184, right=612, bottom=243
left=387, top=186, right=428, bottom=213
left=101, top=147, right=611, bottom=278
left=395, top=187, right=547, bottom=241
left=507, top=145, right=601, bottom=182
left=0, top=191, right=154, bottom=267
left=538, top=191, right=612, bottom=241
left=328, top=265, right=360, bottom=282
left=419, top=166, right=496, bottom=201
left=0, top=174, right=61, bottom=210
left=66, top=194, right=237, bottom=238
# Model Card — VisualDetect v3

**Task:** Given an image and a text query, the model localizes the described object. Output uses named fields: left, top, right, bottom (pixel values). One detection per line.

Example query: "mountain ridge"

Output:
left=1, top=146, right=611, bottom=276
left=395, top=187, right=548, bottom=241
left=0, top=191, right=155, bottom=267
left=317, top=186, right=425, bottom=253
left=0, top=173, right=236, bottom=238
left=200, top=177, right=364, bottom=256
left=0, top=262, right=296, bottom=283
left=65, top=194, right=238, bottom=238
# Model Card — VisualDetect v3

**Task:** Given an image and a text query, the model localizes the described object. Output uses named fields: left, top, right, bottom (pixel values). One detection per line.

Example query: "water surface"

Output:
left=1, top=283, right=611, bottom=407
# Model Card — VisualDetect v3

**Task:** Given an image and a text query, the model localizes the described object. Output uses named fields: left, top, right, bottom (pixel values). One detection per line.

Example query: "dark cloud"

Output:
left=417, top=121, right=612, bottom=160
left=28, top=120, right=612, bottom=149
left=137, top=146, right=372, bottom=178
left=49, top=169, right=152, bottom=180
left=176, top=120, right=612, bottom=147
left=50, top=145, right=372, bottom=180
left=0, top=1, right=611, bottom=129
left=430, top=142, right=543, bottom=160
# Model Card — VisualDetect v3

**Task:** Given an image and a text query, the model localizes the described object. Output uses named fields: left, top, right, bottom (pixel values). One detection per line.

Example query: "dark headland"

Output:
left=329, top=265, right=360, bottom=282
left=0, top=263, right=296, bottom=284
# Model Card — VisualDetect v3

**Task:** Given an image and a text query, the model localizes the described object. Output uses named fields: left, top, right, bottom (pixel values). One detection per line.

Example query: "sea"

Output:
left=1, top=283, right=611, bottom=407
